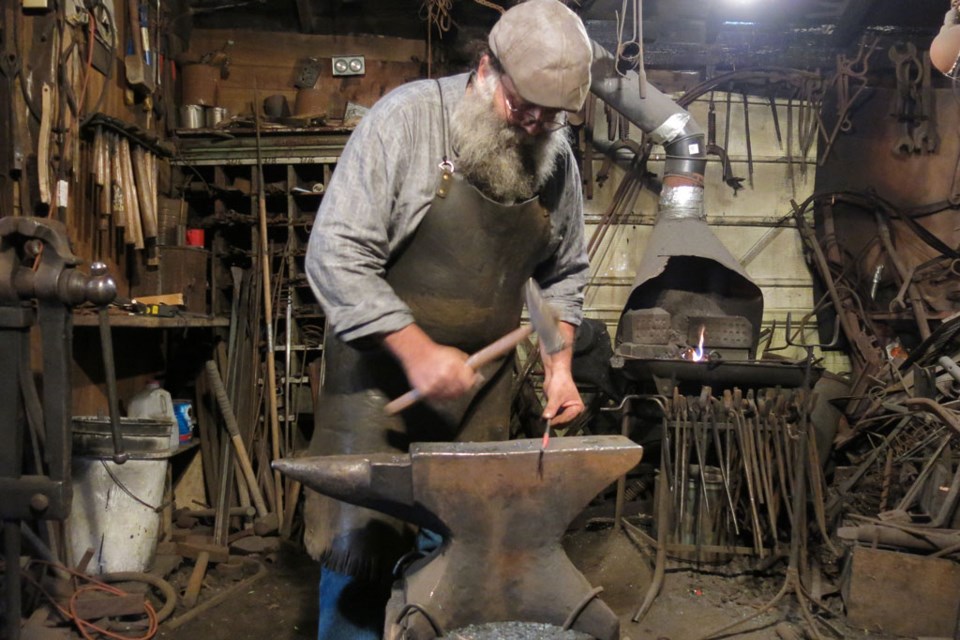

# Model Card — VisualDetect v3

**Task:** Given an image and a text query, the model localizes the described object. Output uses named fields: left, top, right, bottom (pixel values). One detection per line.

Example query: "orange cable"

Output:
left=20, top=560, right=159, bottom=640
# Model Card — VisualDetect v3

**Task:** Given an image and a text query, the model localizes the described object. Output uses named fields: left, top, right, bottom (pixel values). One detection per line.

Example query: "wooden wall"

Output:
left=8, top=5, right=185, bottom=415
left=182, top=29, right=427, bottom=120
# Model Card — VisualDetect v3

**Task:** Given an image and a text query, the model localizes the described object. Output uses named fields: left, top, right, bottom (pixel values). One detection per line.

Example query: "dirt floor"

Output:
left=148, top=522, right=907, bottom=640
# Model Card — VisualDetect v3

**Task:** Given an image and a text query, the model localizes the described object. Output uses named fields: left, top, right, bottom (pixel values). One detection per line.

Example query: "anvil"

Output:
left=274, top=435, right=643, bottom=639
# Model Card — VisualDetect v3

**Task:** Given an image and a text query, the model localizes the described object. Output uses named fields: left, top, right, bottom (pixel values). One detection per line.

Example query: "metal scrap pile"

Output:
left=792, top=188, right=960, bottom=637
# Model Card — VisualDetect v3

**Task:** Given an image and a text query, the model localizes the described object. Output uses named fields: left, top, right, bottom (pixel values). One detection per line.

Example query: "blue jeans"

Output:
left=317, top=568, right=386, bottom=640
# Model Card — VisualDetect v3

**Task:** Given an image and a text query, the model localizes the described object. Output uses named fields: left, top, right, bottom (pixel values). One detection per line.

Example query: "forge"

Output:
left=610, top=186, right=809, bottom=395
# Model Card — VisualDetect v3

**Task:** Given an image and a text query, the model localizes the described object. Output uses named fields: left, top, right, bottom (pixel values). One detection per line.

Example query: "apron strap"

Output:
left=435, top=79, right=455, bottom=174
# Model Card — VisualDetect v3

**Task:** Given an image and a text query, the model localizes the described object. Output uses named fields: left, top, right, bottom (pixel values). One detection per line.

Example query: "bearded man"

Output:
left=303, top=1, right=592, bottom=636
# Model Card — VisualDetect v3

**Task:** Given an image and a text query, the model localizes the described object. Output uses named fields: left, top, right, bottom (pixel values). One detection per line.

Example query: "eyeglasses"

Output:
left=499, top=74, right=569, bottom=132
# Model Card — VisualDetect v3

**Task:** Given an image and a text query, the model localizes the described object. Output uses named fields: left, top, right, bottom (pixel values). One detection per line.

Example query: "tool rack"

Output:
left=172, top=126, right=348, bottom=523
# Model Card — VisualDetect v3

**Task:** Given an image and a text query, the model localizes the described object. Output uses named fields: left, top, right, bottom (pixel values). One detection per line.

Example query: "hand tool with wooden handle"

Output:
left=181, top=550, right=209, bottom=608
left=38, top=83, right=53, bottom=207
left=204, top=360, right=270, bottom=519
left=384, top=279, right=566, bottom=415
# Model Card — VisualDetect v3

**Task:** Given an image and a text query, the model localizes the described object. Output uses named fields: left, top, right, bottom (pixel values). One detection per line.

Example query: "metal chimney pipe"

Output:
left=589, top=41, right=708, bottom=187
left=587, top=40, right=764, bottom=357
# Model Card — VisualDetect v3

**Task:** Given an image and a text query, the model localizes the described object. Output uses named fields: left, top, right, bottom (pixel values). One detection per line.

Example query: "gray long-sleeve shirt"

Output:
left=305, top=72, right=589, bottom=344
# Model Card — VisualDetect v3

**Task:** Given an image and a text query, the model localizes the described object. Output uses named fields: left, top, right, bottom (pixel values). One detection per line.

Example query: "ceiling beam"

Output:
left=295, top=0, right=315, bottom=32
left=585, top=20, right=840, bottom=73
left=832, top=0, right=881, bottom=45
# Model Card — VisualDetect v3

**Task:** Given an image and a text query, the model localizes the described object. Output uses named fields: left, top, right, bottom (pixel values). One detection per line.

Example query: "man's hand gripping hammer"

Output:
left=383, top=279, right=566, bottom=415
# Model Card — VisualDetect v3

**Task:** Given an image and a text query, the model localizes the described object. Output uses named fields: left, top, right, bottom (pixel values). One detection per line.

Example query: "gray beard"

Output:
left=450, top=73, right=566, bottom=204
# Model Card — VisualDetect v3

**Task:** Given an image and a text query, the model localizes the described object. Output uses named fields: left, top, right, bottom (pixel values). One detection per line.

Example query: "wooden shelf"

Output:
left=72, top=312, right=230, bottom=329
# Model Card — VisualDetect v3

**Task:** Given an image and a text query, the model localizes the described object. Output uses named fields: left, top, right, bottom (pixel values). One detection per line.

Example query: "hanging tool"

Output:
left=38, top=84, right=53, bottom=208
left=741, top=93, right=754, bottom=189
left=124, top=0, right=153, bottom=92
left=819, top=37, right=879, bottom=166
left=0, top=3, right=24, bottom=216
left=131, top=144, right=158, bottom=264
left=723, top=89, right=732, bottom=154
left=110, top=134, right=126, bottom=235
left=768, top=94, right=783, bottom=150
left=889, top=42, right=923, bottom=154
left=786, top=95, right=795, bottom=193
left=384, top=279, right=567, bottom=415
left=706, top=92, right=744, bottom=193
left=913, top=51, right=940, bottom=153
left=615, top=0, right=645, bottom=98
left=120, top=138, right=144, bottom=249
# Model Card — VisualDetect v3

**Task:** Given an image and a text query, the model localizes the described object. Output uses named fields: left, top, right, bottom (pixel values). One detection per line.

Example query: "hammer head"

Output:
left=524, top=278, right=566, bottom=355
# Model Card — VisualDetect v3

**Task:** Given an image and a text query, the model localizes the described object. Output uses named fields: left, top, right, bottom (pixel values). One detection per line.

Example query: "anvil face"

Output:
left=274, top=435, right=643, bottom=639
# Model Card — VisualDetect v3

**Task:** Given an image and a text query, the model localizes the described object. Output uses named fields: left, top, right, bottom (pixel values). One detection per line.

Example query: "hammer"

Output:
left=384, top=279, right=566, bottom=415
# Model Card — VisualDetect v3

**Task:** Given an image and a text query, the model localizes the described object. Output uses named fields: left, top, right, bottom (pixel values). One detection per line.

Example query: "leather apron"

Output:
left=304, top=163, right=555, bottom=583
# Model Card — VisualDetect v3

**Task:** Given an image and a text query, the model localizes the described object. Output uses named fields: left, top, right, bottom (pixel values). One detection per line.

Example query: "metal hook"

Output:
left=763, top=318, right=791, bottom=353
left=785, top=311, right=840, bottom=349
left=601, top=393, right=668, bottom=416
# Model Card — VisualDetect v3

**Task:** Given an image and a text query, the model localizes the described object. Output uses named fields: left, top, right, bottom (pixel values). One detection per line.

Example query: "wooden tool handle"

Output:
left=383, top=325, right=533, bottom=416
left=182, top=550, right=210, bottom=609
left=205, top=360, right=270, bottom=518
left=465, top=325, right=533, bottom=369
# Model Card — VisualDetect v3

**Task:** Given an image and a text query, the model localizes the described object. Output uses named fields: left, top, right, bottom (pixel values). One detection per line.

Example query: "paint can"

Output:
left=205, top=106, right=228, bottom=128
left=179, top=104, right=203, bottom=129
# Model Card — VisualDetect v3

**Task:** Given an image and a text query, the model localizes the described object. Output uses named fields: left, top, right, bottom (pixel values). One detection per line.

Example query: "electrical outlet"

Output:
left=331, top=55, right=365, bottom=77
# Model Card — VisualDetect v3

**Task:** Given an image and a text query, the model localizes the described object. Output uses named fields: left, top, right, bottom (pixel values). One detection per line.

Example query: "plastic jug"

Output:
left=127, top=381, right=177, bottom=449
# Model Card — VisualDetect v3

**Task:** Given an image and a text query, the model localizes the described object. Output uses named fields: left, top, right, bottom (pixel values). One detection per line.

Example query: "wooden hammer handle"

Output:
left=182, top=551, right=210, bottom=609
left=204, top=360, right=270, bottom=518
left=383, top=325, right=533, bottom=416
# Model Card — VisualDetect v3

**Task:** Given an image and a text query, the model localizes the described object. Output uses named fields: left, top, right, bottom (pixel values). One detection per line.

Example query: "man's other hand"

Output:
left=541, top=321, right=585, bottom=426
left=542, top=369, right=585, bottom=426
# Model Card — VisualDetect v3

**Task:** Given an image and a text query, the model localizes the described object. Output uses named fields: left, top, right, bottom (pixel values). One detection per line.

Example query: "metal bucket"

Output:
left=179, top=104, right=204, bottom=129
left=655, top=464, right=733, bottom=565
left=67, top=417, right=175, bottom=574
left=205, top=106, right=228, bottom=128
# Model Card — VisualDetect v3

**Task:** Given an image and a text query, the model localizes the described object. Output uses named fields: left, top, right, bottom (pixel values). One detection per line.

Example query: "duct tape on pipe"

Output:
left=650, top=112, right=691, bottom=145
left=658, top=184, right=705, bottom=221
